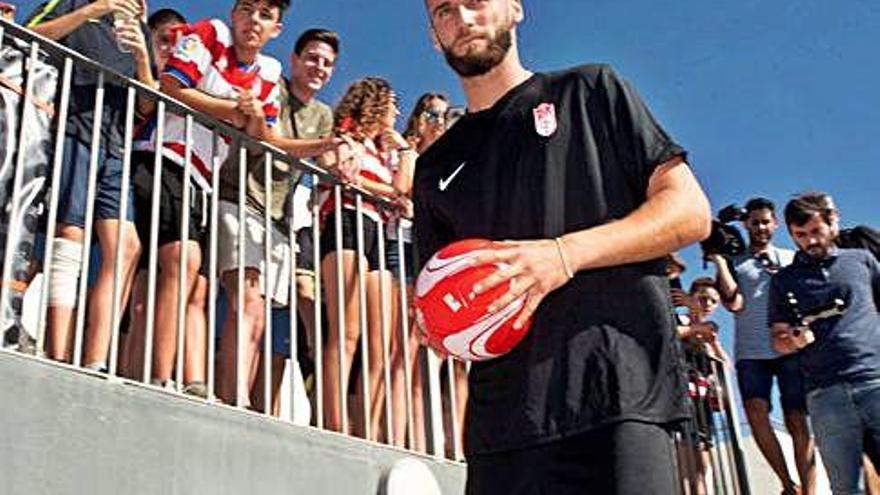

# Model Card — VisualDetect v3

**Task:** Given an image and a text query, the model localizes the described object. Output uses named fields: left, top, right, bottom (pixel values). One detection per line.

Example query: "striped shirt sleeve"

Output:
left=163, top=19, right=217, bottom=89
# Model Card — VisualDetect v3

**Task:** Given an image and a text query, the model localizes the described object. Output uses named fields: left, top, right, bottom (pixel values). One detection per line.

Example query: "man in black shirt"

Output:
left=416, top=1, right=712, bottom=493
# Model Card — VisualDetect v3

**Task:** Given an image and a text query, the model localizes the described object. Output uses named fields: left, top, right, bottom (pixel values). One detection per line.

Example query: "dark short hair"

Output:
left=234, top=0, right=290, bottom=17
left=745, top=197, right=775, bottom=215
left=689, top=277, right=717, bottom=295
left=294, top=28, right=340, bottom=56
left=784, top=191, right=837, bottom=227
left=148, top=8, right=186, bottom=30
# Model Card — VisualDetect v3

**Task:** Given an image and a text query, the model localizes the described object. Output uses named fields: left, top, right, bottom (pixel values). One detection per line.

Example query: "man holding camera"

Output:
left=710, top=198, right=815, bottom=495
left=769, top=192, right=880, bottom=495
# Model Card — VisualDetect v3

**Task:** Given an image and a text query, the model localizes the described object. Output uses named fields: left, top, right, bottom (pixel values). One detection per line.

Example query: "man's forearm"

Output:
left=160, top=77, right=239, bottom=123
left=714, top=257, right=738, bottom=298
left=561, top=159, right=711, bottom=272
left=29, top=3, right=99, bottom=40
left=712, top=256, right=743, bottom=311
left=244, top=115, right=270, bottom=141
left=270, top=136, right=339, bottom=159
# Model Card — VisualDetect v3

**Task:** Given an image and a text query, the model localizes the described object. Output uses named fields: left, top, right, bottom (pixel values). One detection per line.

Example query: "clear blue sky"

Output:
left=16, top=0, right=880, bottom=422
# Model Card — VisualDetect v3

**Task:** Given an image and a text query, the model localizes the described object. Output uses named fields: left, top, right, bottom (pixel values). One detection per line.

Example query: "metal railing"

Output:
left=675, top=347, right=752, bottom=495
left=0, top=17, right=464, bottom=461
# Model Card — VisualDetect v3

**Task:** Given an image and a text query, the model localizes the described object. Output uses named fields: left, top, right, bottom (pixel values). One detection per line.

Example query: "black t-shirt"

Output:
left=28, top=0, right=152, bottom=155
left=413, top=64, right=689, bottom=455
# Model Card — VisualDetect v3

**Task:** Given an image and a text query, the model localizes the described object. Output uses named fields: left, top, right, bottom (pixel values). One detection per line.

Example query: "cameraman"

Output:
left=769, top=192, right=880, bottom=495
left=709, top=197, right=815, bottom=495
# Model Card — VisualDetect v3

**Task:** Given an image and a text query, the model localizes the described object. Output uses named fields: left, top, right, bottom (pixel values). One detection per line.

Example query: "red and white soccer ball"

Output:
left=414, top=239, right=533, bottom=361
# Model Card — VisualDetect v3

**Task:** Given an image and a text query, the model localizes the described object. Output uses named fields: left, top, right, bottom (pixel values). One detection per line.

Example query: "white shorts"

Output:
left=217, top=200, right=292, bottom=306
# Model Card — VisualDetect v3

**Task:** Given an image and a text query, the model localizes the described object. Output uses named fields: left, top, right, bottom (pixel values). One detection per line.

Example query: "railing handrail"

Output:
left=0, top=17, right=399, bottom=211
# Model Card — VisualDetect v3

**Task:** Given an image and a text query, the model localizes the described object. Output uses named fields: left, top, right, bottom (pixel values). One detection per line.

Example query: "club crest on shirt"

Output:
left=533, top=102, right=557, bottom=137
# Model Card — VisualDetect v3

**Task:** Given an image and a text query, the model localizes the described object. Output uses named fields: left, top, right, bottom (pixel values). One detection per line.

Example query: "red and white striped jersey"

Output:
left=319, top=138, right=394, bottom=223
left=144, top=19, right=282, bottom=191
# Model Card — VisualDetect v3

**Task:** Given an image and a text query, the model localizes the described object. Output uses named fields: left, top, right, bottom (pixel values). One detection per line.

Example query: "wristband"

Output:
left=554, top=237, right=574, bottom=280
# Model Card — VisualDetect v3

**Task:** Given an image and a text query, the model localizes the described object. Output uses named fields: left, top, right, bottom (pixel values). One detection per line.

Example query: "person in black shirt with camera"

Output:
left=415, top=1, right=712, bottom=493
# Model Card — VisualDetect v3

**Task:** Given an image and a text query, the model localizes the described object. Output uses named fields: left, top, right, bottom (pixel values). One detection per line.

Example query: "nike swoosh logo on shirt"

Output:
left=438, top=161, right=467, bottom=191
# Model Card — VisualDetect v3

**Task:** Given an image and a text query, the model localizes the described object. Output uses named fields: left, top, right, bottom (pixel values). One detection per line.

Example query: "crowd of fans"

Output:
left=1, top=1, right=880, bottom=494
left=0, top=0, right=467, bottom=454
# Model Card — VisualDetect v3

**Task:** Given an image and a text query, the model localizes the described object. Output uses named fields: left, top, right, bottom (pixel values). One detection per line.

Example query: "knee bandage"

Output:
left=48, top=238, right=83, bottom=308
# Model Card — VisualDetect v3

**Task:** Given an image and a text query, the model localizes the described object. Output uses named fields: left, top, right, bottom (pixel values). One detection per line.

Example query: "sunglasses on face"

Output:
left=421, top=109, right=446, bottom=125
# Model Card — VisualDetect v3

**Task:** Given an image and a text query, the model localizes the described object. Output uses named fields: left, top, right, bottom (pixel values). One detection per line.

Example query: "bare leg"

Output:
left=295, top=273, right=317, bottom=360
left=453, top=360, right=468, bottom=457
left=217, top=269, right=265, bottom=406
left=388, top=281, right=407, bottom=447
left=786, top=410, right=816, bottom=495
left=865, top=455, right=880, bottom=495
left=152, top=242, right=200, bottom=382
left=184, top=274, right=208, bottom=389
left=121, top=270, right=147, bottom=380
left=367, top=269, right=392, bottom=442
left=745, top=398, right=798, bottom=492
left=321, top=251, right=361, bottom=433
left=82, top=219, right=141, bottom=369
left=412, top=347, right=427, bottom=453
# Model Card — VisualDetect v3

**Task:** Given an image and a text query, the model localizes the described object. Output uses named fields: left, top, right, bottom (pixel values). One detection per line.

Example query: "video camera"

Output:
left=785, top=293, right=848, bottom=348
left=699, top=204, right=748, bottom=260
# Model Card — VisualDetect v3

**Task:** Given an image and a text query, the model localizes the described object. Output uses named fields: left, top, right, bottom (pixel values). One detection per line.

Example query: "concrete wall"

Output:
left=0, top=350, right=466, bottom=495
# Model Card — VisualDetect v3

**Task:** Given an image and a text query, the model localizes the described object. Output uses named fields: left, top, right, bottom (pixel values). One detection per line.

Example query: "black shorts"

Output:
left=319, top=210, right=381, bottom=272
left=465, top=421, right=679, bottom=495
left=735, top=356, right=807, bottom=413
left=295, top=227, right=315, bottom=275
left=132, top=152, right=207, bottom=268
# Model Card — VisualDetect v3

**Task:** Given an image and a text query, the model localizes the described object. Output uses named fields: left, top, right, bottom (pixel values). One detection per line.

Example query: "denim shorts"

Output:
left=57, top=134, right=135, bottom=228
left=736, top=355, right=807, bottom=413
left=385, top=239, right=414, bottom=284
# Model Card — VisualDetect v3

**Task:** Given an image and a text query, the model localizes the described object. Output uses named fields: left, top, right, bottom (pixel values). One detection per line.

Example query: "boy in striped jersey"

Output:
left=143, top=0, right=348, bottom=398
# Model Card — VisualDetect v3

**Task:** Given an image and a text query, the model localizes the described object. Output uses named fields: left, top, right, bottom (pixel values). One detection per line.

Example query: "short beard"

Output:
left=442, top=28, right=513, bottom=78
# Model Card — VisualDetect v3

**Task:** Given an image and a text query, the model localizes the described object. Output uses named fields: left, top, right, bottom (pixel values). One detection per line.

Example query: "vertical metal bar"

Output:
left=207, top=130, right=220, bottom=400
left=142, top=102, right=165, bottom=383
left=354, top=195, right=370, bottom=440
left=36, top=57, right=73, bottom=354
left=174, top=115, right=193, bottom=392
left=107, top=86, right=136, bottom=376
left=396, top=223, right=415, bottom=449
left=287, top=160, right=299, bottom=423
left=236, top=144, right=247, bottom=407
left=332, top=184, right=347, bottom=432
left=72, top=71, right=106, bottom=368
left=262, top=151, right=273, bottom=415
left=312, top=174, right=323, bottom=428
left=0, top=42, right=39, bottom=334
left=375, top=214, right=392, bottom=444
left=426, top=350, right=445, bottom=457
left=719, top=362, right=751, bottom=495
left=709, top=403, right=729, bottom=495
left=711, top=360, right=739, bottom=493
